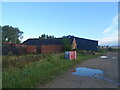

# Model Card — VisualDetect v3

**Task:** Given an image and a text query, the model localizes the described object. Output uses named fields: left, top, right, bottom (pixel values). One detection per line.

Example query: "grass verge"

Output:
left=3, top=53, right=102, bottom=88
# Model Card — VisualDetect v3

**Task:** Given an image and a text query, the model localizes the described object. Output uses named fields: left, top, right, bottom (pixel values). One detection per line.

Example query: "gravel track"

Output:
left=39, top=52, right=119, bottom=88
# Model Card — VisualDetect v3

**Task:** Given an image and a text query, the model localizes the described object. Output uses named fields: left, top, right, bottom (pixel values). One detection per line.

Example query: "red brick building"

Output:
left=23, top=35, right=98, bottom=54
left=23, top=38, right=77, bottom=54
left=2, top=36, right=98, bottom=55
left=40, top=45, right=63, bottom=54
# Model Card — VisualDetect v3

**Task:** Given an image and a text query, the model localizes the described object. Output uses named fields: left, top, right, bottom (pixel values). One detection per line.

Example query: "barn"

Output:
left=2, top=36, right=98, bottom=55
left=22, top=38, right=64, bottom=54
left=67, top=35, right=98, bottom=51
left=23, top=35, right=98, bottom=54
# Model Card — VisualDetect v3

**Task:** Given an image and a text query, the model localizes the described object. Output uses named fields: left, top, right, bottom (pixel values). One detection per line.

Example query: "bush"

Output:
left=77, top=50, right=96, bottom=56
left=47, top=54, right=54, bottom=62
left=77, top=50, right=86, bottom=55
left=62, top=38, right=71, bottom=51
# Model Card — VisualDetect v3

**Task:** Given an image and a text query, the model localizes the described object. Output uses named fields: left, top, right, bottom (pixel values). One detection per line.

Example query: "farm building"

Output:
left=22, top=35, right=98, bottom=54
left=23, top=38, right=64, bottom=54
left=2, top=36, right=98, bottom=55
left=67, top=36, right=98, bottom=51
left=2, top=42, right=27, bottom=55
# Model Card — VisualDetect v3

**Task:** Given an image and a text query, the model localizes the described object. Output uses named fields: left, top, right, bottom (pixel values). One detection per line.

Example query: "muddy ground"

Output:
left=38, top=52, right=119, bottom=88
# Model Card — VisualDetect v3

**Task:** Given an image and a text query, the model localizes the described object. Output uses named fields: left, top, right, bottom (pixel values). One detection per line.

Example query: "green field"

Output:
left=2, top=52, right=102, bottom=88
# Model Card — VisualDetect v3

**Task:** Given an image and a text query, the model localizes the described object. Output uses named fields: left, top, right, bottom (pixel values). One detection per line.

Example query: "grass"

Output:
left=2, top=52, right=102, bottom=88
left=2, top=54, right=47, bottom=70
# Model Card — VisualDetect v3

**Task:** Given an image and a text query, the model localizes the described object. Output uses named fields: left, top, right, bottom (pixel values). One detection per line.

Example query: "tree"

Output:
left=39, top=34, right=56, bottom=39
left=2, top=25, right=23, bottom=44
left=62, top=38, right=71, bottom=51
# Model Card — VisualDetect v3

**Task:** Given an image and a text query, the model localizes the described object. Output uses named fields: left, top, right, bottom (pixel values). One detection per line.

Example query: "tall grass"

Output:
left=2, top=53, right=102, bottom=88
left=2, top=54, right=48, bottom=70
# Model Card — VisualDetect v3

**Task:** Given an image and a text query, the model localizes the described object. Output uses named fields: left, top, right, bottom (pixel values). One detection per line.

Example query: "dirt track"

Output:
left=39, top=52, right=119, bottom=88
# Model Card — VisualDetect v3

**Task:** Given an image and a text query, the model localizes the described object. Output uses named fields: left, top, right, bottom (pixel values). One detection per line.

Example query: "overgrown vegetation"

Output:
left=2, top=52, right=102, bottom=88
left=62, top=38, right=71, bottom=51
left=2, top=54, right=47, bottom=70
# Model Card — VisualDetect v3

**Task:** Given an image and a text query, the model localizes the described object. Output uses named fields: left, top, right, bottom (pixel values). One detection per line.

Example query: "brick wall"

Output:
left=3, top=43, right=63, bottom=55
left=2, top=42, right=27, bottom=55
left=26, top=45, right=36, bottom=53
left=72, top=38, right=77, bottom=50
left=41, top=45, right=63, bottom=54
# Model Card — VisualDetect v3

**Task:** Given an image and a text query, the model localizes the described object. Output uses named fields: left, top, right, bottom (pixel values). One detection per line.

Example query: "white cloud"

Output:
left=99, top=32, right=118, bottom=45
left=103, top=27, right=111, bottom=34
left=99, top=14, right=118, bottom=46
left=113, top=15, right=118, bottom=25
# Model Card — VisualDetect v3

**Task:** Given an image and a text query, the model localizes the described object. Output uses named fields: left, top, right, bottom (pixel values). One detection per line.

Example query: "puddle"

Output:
left=72, top=67, right=120, bottom=85
left=72, top=67, right=103, bottom=77
left=100, top=56, right=108, bottom=59
left=112, top=57, right=116, bottom=59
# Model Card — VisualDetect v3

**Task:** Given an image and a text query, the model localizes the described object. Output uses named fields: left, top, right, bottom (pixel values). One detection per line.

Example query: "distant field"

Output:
left=2, top=52, right=102, bottom=88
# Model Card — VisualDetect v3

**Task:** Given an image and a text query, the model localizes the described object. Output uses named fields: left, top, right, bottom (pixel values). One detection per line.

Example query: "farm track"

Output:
left=39, top=52, right=119, bottom=88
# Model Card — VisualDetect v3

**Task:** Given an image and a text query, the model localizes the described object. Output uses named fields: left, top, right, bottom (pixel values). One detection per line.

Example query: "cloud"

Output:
left=112, top=14, right=118, bottom=25
left=99, top=31, right=118, bottom=46
left=103, top=27, right=111, bottom=34
left=99, top=14, right=118, bottom=46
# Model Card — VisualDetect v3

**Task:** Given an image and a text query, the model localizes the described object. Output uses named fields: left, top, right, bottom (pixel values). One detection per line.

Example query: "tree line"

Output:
left=39, top=34, right=55, bottom=39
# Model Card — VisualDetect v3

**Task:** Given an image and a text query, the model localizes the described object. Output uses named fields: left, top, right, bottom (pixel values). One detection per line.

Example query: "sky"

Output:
left=1, top=2, right=119, bottom=46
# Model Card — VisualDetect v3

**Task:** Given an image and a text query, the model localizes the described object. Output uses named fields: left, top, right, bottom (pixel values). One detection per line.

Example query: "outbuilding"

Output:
left=23, top=35, right=98, bottom=54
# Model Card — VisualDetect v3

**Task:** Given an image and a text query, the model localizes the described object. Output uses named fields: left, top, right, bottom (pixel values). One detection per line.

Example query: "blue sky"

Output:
left=2, top=2, right=118, bottom=46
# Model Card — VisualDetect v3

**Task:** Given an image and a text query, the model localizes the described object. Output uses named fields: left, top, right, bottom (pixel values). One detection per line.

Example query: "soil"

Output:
left=38, top=52, right=119, bottom=88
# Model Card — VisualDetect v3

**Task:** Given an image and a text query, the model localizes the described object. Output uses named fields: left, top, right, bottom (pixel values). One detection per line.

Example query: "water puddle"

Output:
left=72, top=67, right=103, bottom=77
left=112, top=57, right=116, bottom=59
left=72, top=67, right=120, bottom=85
left=100, top=56, right=108, bottom=59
